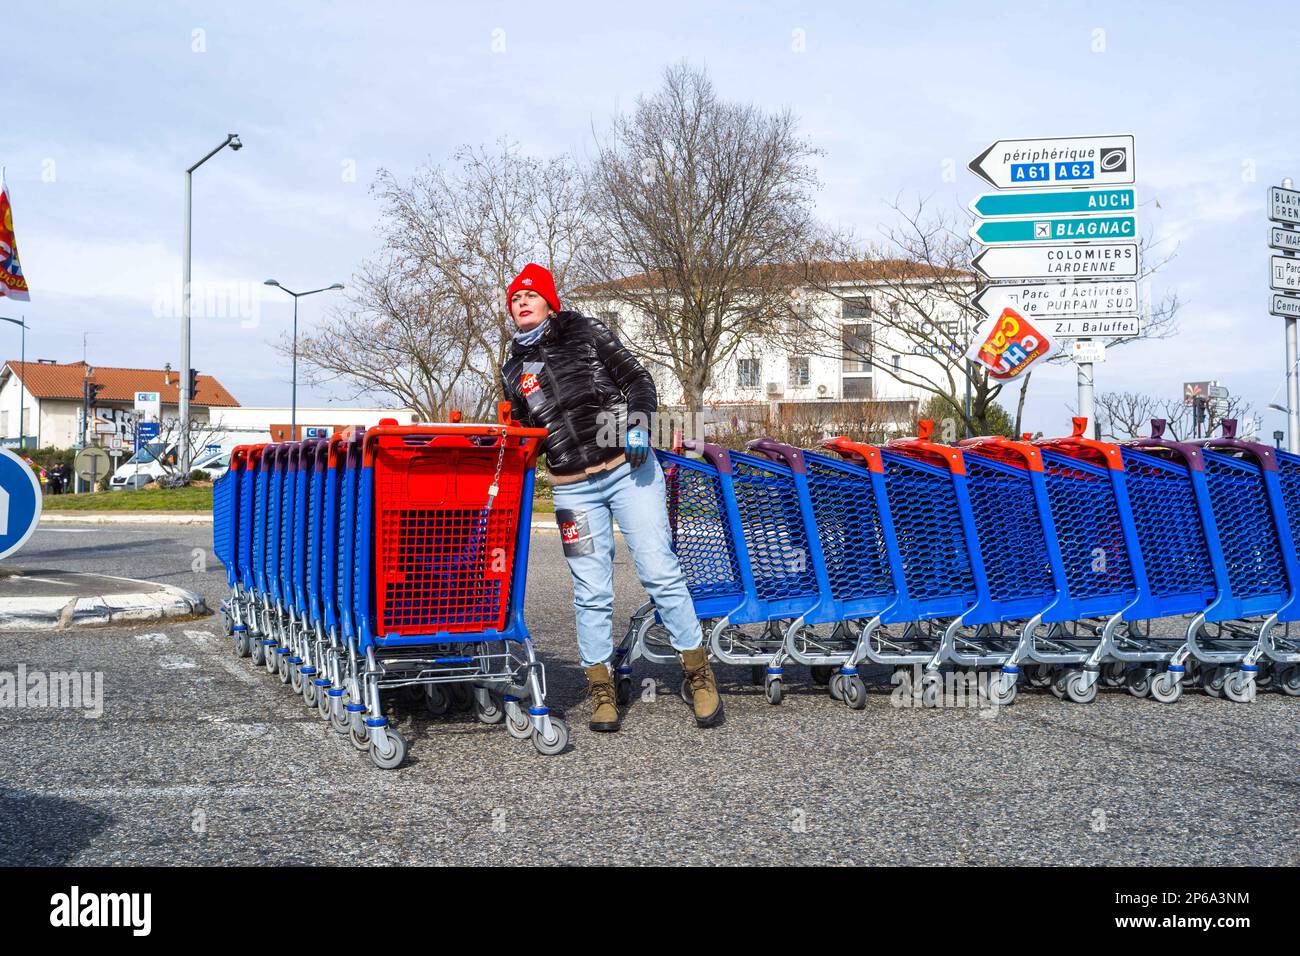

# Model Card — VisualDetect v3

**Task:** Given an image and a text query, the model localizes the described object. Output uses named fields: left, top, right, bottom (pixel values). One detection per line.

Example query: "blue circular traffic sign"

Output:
left=0, top=446, right=43, bottom=560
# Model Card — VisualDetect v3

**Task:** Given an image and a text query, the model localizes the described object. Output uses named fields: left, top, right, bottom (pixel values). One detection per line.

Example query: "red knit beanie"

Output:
left=506, top=263, right=561, bottom=314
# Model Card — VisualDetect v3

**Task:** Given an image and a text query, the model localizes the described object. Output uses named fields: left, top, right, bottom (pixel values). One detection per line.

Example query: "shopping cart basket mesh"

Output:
left=883, top=453, right=975, bottom=601
left=1041, top=451, right=1135, bottom=600
left=663, top=460, right=743, bottom=600
left=962, top=456, right=1055, bottom=603
left=804, top=454, right=894, bottom=600
left=238, top=467, right=254, bottom=578
left=1121, top=450, right=1216, bottom=599
left=213, top=472, right=234, bottom=566
left=1277, top=452, right=1300, bottom=556
left=732, top=458, right=819, bottom=601
left=1203, top=452, right=1288, bottom=598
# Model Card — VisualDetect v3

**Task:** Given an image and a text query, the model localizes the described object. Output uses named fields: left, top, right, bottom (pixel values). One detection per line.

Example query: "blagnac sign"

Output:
left=49, top=886, right=152, bottom=936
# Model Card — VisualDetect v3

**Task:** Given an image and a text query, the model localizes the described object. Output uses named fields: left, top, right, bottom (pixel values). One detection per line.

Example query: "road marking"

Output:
left=157, top=654, right=199, bottom=670
left=18, top=576, right=71, bottom=586
left=135, top=632, right=172, bottom=645
left=178, top=630, right=261, bottom=686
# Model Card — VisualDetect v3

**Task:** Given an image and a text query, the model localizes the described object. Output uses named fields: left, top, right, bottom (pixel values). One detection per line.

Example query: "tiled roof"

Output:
left=1, top=361, right=240, bottom=407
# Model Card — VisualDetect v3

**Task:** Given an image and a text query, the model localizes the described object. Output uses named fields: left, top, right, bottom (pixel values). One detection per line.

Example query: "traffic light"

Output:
left=187, top=368, right=199, bottom=401
left=85, top=381, right=104, bottom=402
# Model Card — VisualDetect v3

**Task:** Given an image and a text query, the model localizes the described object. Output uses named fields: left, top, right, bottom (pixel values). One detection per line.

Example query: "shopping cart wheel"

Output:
left=445, top=684, right=470, bottom=712
left=764, top=677, right=783, bottom=705
left=505, top=705, right=533, bottom=740
left=841, top=675, right=866, bottom=710
left=250, top=640, right=265, bottom=667
left=750, top=665, right=766, bottom=686
left=679, top=677, right=693, bottom=703
left=1125, top=666, right=1154, bottom=698
left=475, top=693, right=505, bottom=725
left=1254, top=662, right=1274, bottom=691
left=1064, top=671, right=1098, bottom=704
left=1149, top=672, right=1183, bottom=704
left=1024, top=664, right=1052, bottom=689
left=349, top=723, right=370, bottom=751
left=615, top=677, right=634, bottom=706
left=1200, top=667, right=1227, bottom=699
left=233, top=631, right=251, bottom=658
left=1049, top=670, right=1069, bottom=700
left=317, top=688, right=333, bottom=720
left=532, top=718, right=569, bottom=756
left=984, top=672, right=1017, bottom=706
left=369, top=728, right=407, bottom=770
left=810, top=665, right=834, bottom=686
left=1222, top=671, right=1256, bottom=704
left=424, top=686, right=450, bottom=717
left=290, top=666, right=304, bottom=695
left=828, top=673, right=844, bottom=701
left=1100, top=662, right=1127, bottom=688
left=1278, top=665, right=1300, bottom=697
left=331, top=705, right=351, bottom=735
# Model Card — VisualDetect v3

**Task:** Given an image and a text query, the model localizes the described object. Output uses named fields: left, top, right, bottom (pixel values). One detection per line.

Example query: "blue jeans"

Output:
left=551, top=455, right=703, bottom=668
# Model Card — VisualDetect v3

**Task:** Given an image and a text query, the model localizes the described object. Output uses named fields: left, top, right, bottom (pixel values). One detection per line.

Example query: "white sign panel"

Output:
left=973, top=280, right=1140, bottom=320
left=968, top=134, right=1135, bottom=190
left=1071, top=340, right=1106, bottom=364
left=1271, top=255, right=1300, bottom=293
left=1269, top=226, right=1300, bottom=253
left=1269, top=186, right=1300, bottom=225
left=1271, top=293, right=1300, bottom=319
left=1044, top=317, right=1142, bottom=339
left=971, top=242, right=1138, bottom=281
left=134, top=390, right=162, bottom=421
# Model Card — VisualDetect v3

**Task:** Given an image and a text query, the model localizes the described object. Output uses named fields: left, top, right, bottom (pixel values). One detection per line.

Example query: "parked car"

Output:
left=109, top=443, right=225, bottom=489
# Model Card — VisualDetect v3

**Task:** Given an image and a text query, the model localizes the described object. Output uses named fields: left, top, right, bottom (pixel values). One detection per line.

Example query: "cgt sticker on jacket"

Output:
left=520, top=361, right=547, bottom=410
left=554, top=508, right=595, bottom=557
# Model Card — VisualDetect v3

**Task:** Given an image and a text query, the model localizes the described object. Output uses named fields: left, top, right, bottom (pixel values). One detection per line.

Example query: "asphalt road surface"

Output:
left=1, top=522, right=1297, bottom=865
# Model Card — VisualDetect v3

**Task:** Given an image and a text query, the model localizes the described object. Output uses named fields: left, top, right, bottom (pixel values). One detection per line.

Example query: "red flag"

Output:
left=0, top=177, right=31, bottom=301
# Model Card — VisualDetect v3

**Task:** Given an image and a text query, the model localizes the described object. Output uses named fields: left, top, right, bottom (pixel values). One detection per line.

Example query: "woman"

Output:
left=500, top=262, right=722, bottom=732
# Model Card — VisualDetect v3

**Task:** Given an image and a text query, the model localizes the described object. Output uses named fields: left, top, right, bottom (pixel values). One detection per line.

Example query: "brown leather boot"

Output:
left=585, top=663, right=621, bottom=732
left=679, top=646, right=723, bottom=727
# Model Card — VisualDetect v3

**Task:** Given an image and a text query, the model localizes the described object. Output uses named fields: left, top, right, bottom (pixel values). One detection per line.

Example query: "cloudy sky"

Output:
left=3, top=1, right=1295, bottom=435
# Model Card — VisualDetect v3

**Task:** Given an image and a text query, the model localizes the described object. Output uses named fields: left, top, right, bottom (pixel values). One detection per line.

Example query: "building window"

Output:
left=889, top=301, right=901, bottom=321
left=841, top=323, right=873, bottom=372
left=737, top=358, right=761, bottom=389
left=891, top=354, right=902, bottom=372
left=841, top=297, right=872, bottom=320
left=842, top=376, right=874, bottom=400
left=597, top=311, right=621, bottom=339
left=788, top=356, right=810, bottom=388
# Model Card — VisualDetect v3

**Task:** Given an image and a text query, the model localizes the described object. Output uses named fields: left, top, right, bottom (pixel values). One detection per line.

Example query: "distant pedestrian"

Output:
left=48, top=464, right=64, bottom=495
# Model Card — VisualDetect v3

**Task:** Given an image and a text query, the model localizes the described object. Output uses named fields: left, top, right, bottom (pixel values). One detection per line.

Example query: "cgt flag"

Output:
left=0, top=175, right=30, bottom=301
left=965, top=306, right=1056, bottom=381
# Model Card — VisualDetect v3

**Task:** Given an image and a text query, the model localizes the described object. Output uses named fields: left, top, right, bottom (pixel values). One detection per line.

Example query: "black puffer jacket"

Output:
left=500, top=310, right=658, bottom=477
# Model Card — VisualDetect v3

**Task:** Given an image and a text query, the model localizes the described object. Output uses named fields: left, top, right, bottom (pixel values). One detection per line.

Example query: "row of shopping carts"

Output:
left=211, top=406, right=566, bottom=769
left=616, top=417, right=1300, bottom=708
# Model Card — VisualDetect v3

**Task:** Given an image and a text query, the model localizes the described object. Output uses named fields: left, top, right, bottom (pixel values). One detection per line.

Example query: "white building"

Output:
left=573, top=260, right=973, bottom=431
left=0, top=360, right=237, bottom=449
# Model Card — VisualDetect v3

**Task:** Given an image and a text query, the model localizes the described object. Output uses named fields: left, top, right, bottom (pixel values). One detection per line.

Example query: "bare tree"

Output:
left=576, top=63, right=822, bottom=414
left=291, top=140, right=590, bottom=418
left=797, top=195, right=1182, bottom=437
left=1096, top=389, right=1254, bottom=441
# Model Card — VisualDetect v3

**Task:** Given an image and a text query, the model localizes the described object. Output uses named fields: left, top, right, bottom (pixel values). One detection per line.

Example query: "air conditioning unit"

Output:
left=816, top=384, right=829, bottom=397
left=765, top=382, right=783, bottom=397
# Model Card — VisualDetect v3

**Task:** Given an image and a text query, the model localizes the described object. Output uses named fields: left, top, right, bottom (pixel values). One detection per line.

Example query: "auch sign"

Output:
left=969, top=134, right=1135, bottom=190
left=970, top=187, right=1135, bottom=219
left=0, top=446, right=42, bottom=560
left=971, top=242, right=1138, bottom=281
left=971, top=215, right=1137, bottom=245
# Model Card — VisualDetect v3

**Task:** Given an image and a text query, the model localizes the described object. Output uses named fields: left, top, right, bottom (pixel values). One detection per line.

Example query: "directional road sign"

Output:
left=970, top=242, right=1139, bottom=281
left=1270, top=226, right=1300, bottom=253
left=968, top=134, right=1136, bottom=190
left=1271, top=255, right=1300, bottom=293
left=1271, top=293, right=1300, bottom=319
left=0, top=446, right=43, bottom=561
left=1269, top=185, right=1300, bottom=225
left=973, top=280, right=1140, bottom=322
left=971, top=215, right=1137, bottom=245
left=969, top=187, right=1135, bottom=219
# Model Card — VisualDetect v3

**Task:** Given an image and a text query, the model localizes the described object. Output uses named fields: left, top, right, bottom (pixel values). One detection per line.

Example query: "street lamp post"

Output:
left=181, top=133, right=242, bottom=475
left=264, top=280, right=344, bottom=436
left=0, top=315, right=26, bottom=449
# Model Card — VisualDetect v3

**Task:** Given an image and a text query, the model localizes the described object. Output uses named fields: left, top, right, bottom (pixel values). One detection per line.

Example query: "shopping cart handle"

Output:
left=1123, top=420, right=1205, bottom=471
left=745, top=438, right=806, bottom=473
left=1197, top=420, right=1279, bottom=472
left=679, top=439, right=733, bottom=474
left=819, top=437, right=884, bottom=473
left=957, top=435, right=1043, bottom=472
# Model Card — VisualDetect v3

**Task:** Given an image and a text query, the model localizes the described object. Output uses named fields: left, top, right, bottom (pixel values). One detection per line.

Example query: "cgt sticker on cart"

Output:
left=520, top=362, right=547, bottom=411
left=555, top=508, right=594, bottom=557
left=965, top=306, right=1057, bottom=381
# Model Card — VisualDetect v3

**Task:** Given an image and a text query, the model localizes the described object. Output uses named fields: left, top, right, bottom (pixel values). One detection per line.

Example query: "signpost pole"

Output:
left=1077, top=359, right=1095, bottom=437
left=1282, top=178, right=1300, bottom=454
